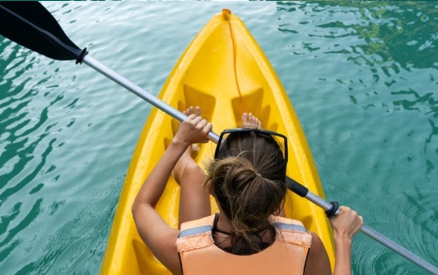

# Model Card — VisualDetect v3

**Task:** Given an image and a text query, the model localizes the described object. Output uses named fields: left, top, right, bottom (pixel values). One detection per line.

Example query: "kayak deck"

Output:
left=101, top=10, right=335, bottom=275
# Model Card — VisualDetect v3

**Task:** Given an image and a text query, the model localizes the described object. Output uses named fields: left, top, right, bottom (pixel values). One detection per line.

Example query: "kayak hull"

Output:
left=101, top=10, right=335, bottom=275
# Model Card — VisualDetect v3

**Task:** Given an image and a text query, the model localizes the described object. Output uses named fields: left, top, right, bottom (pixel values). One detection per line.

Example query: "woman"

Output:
left=132, top=107, right=363, bottom=275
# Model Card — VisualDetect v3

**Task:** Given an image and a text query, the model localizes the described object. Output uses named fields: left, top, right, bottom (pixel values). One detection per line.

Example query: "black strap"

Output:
left=213, top=213, right=231, bottom=235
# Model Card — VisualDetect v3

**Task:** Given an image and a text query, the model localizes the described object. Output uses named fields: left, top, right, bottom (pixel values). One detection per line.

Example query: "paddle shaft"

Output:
left=289, top=180, right=438, bottom=274
left=82, top=55, right=220, bottom=143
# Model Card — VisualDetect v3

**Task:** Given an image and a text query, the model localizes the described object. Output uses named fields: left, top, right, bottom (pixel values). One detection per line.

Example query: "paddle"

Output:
left=1, top=2, right=437, bottom=274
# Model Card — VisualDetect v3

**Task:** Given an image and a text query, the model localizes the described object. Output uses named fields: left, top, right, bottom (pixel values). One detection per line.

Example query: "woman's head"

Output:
left=204, top=130, right=288, bottom=253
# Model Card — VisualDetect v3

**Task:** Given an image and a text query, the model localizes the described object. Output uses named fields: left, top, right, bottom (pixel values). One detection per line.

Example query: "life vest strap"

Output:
left=179, top=225, right=213, bottom=238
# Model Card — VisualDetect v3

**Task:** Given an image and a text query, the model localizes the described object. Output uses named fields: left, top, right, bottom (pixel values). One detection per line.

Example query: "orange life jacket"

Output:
left=176, top=214, right=312, bottom=275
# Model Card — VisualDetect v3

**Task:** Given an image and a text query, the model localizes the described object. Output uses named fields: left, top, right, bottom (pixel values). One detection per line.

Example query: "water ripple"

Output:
left=0, top=199, right=43, bottom=262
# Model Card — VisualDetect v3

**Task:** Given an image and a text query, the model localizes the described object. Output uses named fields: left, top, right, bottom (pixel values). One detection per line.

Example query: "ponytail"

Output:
left=204, top=156, right=286, bottom=254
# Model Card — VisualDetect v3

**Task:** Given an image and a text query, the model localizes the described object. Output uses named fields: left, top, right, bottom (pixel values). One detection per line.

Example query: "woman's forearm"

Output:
left=333, top=236, right=353, bottom=275
left=132, top=113, right=211, bottom=215
left=133, top=139, right=188, bottom=208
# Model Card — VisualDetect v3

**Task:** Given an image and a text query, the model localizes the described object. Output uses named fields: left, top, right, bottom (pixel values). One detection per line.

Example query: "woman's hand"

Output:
left=329, top=206, right=363, bottom=239
left=173, top=114, right=212, bottom=147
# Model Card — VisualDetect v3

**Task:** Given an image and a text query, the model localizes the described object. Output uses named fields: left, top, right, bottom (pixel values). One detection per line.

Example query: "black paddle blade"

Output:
left=0, top=1, right=82, bottom=61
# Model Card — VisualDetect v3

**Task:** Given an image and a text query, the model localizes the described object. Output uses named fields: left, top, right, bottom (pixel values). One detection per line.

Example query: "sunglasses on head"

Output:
left=214, top=128, right=288, bottom=162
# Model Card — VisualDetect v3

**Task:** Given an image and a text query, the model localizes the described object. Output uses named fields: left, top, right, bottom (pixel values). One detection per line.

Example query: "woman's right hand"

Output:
left=329, top=206, right=363, bottom=239
left=173, top=114, right=212, bottom=147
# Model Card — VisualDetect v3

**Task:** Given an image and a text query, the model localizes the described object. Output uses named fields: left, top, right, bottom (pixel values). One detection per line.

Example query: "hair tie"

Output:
left=256, top=172, right=262, bottom=177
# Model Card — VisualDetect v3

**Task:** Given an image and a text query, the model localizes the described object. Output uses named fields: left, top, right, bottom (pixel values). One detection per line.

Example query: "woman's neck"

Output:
left=213, top=213, right=276, bottom=244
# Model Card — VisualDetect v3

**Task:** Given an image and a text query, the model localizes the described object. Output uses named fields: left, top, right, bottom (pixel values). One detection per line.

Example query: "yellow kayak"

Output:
left=101, top=9, right=335, bottom=275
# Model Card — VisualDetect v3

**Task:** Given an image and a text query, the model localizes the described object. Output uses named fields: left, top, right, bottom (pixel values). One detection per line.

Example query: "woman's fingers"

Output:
left=179, top=114, right=211, bottom=143
left=186, top=114, right=204, bottom=127
left=330, top=206, right=363, bottom=238
left=187, top=115, right=209, bottom=130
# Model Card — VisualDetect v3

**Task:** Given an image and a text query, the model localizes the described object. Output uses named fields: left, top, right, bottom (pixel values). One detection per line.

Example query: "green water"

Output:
left=1, top=2, right=437, bottom=274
